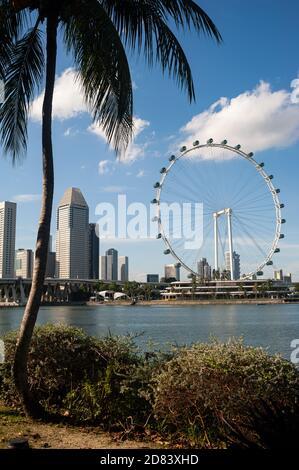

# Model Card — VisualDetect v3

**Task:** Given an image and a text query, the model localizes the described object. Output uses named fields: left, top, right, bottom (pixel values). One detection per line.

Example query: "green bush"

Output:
left=1, top=327, right=299, bottom=446
left=152, top=339, right=299, bottom=447
left=0, top=324, right=159, bottom=429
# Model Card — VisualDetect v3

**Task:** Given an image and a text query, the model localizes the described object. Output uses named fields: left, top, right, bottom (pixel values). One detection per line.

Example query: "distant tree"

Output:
left=123, top=281, right=139, bottom=299
left=108, top=282, right=118, bottom=292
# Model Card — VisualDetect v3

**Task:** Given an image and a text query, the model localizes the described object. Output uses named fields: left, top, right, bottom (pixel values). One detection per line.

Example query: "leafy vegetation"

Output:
left=1, top=326, right=298, bottom=446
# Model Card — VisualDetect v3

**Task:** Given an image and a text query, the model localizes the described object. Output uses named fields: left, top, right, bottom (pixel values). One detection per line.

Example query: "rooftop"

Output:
left=58, top=188, right=88, bottom=208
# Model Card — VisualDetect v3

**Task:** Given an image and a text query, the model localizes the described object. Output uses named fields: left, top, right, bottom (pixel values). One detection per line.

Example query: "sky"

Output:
left=1, top=0, right=299, bottom=281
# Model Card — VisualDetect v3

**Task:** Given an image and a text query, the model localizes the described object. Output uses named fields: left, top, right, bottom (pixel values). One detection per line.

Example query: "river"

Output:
left=0, top=303, right=298, bottom=359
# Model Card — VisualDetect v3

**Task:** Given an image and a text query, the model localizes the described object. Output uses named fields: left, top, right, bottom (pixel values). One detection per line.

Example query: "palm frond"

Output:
left=0, top=17, right=44, bottom=162
left=100, top=0, right=198, bottom=102
left=0, top=0, right=28, bottom=79
left=63, top=1, right=133, bottom=154
left=159, top=0, right=222, bottom=41
left=100, top=0, right=221, bottom=42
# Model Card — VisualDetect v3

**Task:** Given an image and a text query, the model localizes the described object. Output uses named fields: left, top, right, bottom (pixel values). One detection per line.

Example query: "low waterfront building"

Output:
left=160, top=279, right=290, bottom=300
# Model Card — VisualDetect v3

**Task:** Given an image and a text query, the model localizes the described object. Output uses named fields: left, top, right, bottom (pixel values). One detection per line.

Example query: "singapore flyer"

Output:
left=153, top=139, right=285, bottom=280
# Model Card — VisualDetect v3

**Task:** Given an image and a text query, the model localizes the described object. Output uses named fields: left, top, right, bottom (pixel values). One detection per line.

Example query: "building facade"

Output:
left=146, top=274, right=159, bottom=283
left=0, top=201, right=17, bottom=279
left=100, top=255, right=107, bottom=280
left=164, top=263, right=180, bottom=281
left=56, top=188, right=89, bottom=279
left=106, top=248, right=118, bottom=281
left=225, top=251, right=240, bottom=280
left=274, top=269, right=283, bottom=281
left=88, top=223, right=99, bottom=279
left=197, top=258, right=212, bottom=280
left=118, top=256, right=129, bottom=282
left=15, top=249, right=33, bottom=278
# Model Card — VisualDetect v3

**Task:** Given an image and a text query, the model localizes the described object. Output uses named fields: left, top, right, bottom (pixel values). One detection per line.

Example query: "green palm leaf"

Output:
left=0, top=1, right=28, bottom=80
left=99, top=0, right=221, bottom=103
left=63, top=0, right=133, bottom=153
left=0, top=17, right=44, bottom=162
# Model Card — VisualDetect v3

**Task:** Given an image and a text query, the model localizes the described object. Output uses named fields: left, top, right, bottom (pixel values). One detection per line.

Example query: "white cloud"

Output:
left=13, top=194, right=41, bottom=203
left=180, top=79, right=299, bottom=155
left=89, top=116, right=150, bottom=163
left=31, top=68, right=86, bottom=121
left=98, top=160, right=113, bottom=175
left=64, top=127, right=79, bottom=137
left=136, top=169, right=145, bottom=178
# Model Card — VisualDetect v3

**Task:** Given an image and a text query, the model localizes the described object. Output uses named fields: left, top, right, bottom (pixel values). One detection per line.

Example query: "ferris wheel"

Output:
left=152, top=139, right=285, bottom=280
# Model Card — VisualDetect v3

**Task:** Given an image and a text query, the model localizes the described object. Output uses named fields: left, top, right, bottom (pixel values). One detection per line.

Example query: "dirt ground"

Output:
left=0, top=404, right=164, bottom=449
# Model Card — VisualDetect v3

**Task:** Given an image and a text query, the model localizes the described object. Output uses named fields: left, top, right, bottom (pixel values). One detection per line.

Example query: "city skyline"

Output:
left=0, top=1, right=298, bottom=281
left=0, top=192, right=294, bottom=283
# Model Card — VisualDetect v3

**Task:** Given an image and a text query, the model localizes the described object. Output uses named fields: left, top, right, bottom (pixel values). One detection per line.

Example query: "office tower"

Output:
left=164, top=263, right=180, bottom=281
left=0, top=201, right=17, bottom=279
left=283, top=273, right=292, bottom=284
left=106, top=248, right=118, bottom=281
left=225, top=251, right=240, bottom=280
left=100, top=255, right=107, bottom=280
left=15, top=249, right=33, bottom=278
left=118, top=256, right=129, bottom=282
left=197, top=257, right=212, bottom=280
left=274, top=269, right=283, bottom=281
left=56, top=188, right=89, bottom=278
left=147, top=274, right=159, bottom=283
left=88, top=223, right=99, bottom=279
left=46, top=252, right=56, bottom=278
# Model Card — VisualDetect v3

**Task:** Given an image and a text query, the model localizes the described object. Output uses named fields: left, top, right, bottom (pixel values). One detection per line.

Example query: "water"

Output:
left=0, top=303, right=298, bottom=359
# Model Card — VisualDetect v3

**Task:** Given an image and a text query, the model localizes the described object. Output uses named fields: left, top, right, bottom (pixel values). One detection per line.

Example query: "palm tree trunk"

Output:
left=13, top=13, right=58, bottom=418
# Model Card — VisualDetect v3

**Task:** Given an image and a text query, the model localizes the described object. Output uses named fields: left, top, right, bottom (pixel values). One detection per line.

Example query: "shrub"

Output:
left=151, top=339, right=299, bottom=448
left=0, top=324, right=159, bottom=429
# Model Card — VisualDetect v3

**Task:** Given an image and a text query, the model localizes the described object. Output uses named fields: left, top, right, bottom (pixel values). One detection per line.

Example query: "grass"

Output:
left=0, top=402, right=164, bottom=449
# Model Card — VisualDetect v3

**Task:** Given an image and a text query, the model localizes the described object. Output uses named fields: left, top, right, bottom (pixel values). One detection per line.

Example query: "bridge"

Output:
left=0, top=278, right=104, bottom=305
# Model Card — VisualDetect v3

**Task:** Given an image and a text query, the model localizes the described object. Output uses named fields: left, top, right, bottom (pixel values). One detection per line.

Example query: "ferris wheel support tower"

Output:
left=213, top=208, right=234, bottom=280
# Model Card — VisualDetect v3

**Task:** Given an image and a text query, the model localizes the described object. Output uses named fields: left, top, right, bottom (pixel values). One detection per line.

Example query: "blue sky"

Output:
left=1, top=0, right=299, bottom=281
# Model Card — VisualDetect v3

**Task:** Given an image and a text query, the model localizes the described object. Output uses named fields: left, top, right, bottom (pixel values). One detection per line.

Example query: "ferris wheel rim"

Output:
left=154, top=141, right=283, bottom=279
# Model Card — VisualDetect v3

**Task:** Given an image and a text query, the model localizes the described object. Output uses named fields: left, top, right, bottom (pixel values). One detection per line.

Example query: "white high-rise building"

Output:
left=118, top=256, right=129, bottom=282
left=56, top=188, right=89, bottom=279
left=164, top=263, right=180, bottom=281
left=0, top=201, right=17, bottom=279
left=100, top=255, right=107, bottom=280
left=15, top=249, right=33, bottom=278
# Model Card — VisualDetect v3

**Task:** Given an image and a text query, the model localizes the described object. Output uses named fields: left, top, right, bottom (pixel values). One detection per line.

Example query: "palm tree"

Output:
left=0, top=0, right=221, bottom=416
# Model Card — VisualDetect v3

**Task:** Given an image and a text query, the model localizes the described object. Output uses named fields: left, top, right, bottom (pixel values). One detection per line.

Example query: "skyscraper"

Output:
left=100, top=255, right=107, bottom=280
left=274, top=269, right=283, bottom=281
left=88, top=223, right=99, bottom=279
left=164, top=263, right=180, bottom=281
left=106, top=248, right=118, bottom=281
left=15, top=249, right=33, bottom=278
left=56, top=188, right=89, bottom=278
left=225, top=251, right=240, bottom=280
left=197, top=258, right=212, bottom=280
left=0, top=201, right=17, bottom=279
left=118, top=256, right=129, bottom=281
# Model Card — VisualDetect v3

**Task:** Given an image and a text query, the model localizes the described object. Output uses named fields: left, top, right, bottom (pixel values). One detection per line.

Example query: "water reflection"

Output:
left=0, top=304, right=298, bottom=359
